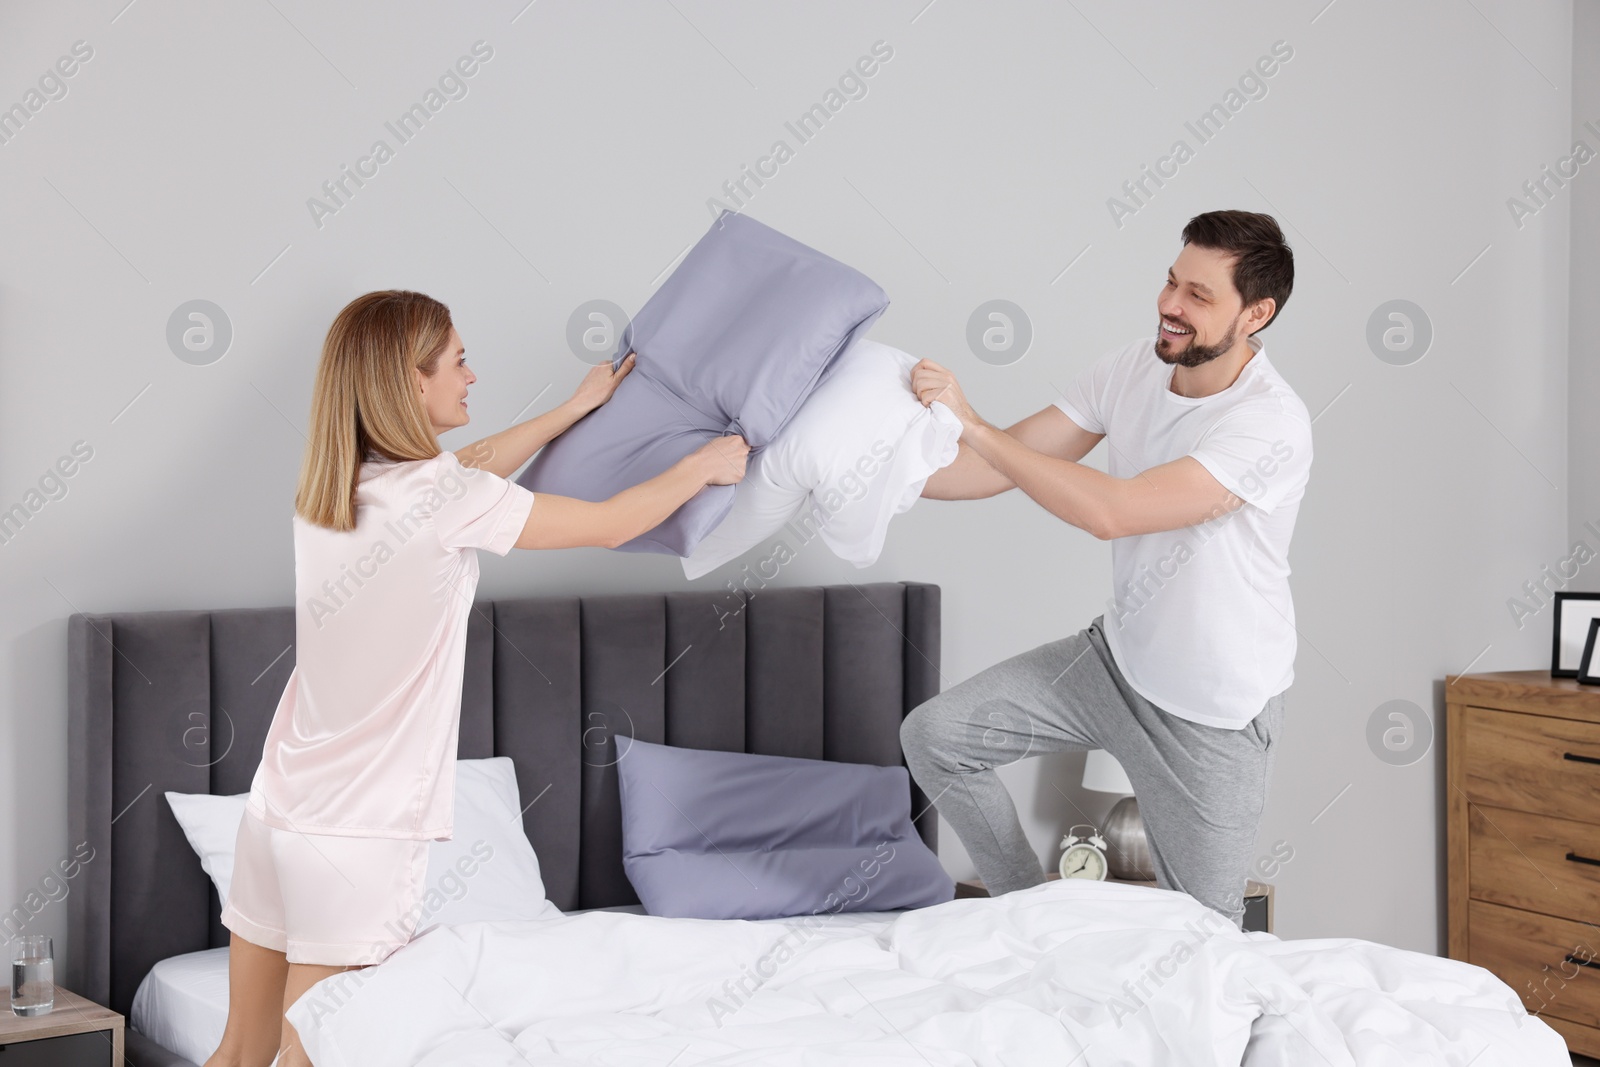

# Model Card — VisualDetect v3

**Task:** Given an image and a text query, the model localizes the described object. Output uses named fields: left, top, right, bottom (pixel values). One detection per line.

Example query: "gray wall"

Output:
left=1573, top=1, right=1600, bottom=546
left=0, top=0, right=1584, bottom=980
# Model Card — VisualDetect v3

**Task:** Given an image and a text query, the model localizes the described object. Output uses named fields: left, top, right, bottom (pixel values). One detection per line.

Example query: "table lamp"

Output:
left=1081, top=749, right=1155, bottom=880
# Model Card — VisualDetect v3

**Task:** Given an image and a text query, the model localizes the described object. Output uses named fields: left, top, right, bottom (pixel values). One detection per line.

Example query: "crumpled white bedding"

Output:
left=287, top=879, right=1567, bottom=1066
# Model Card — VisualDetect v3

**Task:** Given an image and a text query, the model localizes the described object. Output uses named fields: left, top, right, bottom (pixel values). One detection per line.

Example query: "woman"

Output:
left=204, top=290, right=747, bottom=1067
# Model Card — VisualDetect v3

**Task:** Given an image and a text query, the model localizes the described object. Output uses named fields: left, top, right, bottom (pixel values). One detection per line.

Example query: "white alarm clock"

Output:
left=1058, top=824, right=1109, bottom=880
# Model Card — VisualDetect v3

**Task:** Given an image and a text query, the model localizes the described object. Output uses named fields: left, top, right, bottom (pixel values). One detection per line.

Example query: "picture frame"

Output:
left=1552, top=592, right=1600, bottom=678
left=1579, top=618, right=1600, bottom=686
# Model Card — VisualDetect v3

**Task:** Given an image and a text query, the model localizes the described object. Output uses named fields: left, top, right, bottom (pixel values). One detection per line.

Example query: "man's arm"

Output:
left=961, top=421, right=1244, bottom=539
left=921, top=405, right=1104, bottom=500
left=909, top=358, right=1241, bottom=537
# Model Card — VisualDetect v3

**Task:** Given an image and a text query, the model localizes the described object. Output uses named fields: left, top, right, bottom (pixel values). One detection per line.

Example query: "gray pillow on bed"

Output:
left=617, top=738, right=953, bottom=920
left=517, top=209, right=889, bottom=556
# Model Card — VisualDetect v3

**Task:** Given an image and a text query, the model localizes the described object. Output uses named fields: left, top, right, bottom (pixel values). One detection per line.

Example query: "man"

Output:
left=901, top=209, right=1311, bottom=928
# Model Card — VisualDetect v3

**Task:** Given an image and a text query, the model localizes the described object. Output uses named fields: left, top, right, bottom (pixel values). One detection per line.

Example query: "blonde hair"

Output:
left=294, top=290, right=455, bottom=531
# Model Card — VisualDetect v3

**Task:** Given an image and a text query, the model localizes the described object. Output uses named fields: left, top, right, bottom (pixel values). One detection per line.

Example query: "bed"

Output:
left=66, top=581, right=1569, bottom=1066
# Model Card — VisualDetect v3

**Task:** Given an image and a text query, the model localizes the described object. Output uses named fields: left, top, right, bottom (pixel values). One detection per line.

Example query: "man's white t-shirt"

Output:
left=247, top=451, right=536, bottom=839
left=1053, top=333, right=1312, bottom=729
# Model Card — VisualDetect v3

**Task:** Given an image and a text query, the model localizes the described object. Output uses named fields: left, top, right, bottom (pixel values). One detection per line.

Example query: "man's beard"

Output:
left=1155, top=317, right=1238, bottom=368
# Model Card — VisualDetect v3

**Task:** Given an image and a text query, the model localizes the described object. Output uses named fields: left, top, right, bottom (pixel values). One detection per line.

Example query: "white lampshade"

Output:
left=1081, top=749, right=1134, bottom=795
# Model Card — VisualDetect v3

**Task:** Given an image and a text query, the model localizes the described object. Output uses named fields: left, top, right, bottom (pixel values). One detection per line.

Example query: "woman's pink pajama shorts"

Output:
left=220, top=807, right=430, bottom=966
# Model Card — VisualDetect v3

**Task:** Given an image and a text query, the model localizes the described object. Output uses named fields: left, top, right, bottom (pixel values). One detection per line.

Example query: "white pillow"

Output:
left=678, top=453, right=808, bottom=581
left=681, top=337, right=961, bottom=579
left=164, top=757, right=561, bottom=930
left=164, top=790, right=248, bottom=904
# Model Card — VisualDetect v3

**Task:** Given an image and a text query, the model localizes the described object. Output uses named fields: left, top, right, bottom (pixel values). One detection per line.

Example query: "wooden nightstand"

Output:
left=0, top=986, right=124, bottom=1065
left=953, top=872, right=1275, bottom=934
left=1446, top=669, right=1600, bottom=1059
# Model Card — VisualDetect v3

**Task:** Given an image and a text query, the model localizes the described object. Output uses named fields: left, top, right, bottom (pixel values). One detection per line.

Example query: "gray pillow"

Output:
left=616, top=737, right=954, bottom=920
left=517, top=210, right=889, bottom=556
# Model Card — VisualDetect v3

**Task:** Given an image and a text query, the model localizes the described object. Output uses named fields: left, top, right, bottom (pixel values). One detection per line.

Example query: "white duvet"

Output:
left=288, top=879, right=1567, bottom=1066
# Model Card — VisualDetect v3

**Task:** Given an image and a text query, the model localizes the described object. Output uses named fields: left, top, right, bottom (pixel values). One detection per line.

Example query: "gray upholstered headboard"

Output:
left=66, top=581, right=940, bottom=1019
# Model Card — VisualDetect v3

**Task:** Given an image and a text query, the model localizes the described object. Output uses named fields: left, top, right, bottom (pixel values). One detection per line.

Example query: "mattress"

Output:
left=129, top=905, right=908, bottom=1065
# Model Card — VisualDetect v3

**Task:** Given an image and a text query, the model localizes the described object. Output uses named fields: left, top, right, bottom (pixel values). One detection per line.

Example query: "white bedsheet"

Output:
left=282, top=880, right=1568, bottom=1066
left=128, top=905, right=905, bottom=1065
left=130, top=945, right=231, bottom=1065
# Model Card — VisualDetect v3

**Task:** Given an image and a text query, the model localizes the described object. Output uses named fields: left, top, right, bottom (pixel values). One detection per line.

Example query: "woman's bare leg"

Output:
left=274, top=961, right=368, bottom=1067
left=203, top=932, right=288, bottom=1067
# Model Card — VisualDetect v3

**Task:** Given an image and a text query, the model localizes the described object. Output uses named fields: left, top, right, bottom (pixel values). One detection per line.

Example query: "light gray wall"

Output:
left=0, top=0, right=1580, bottom=980
left=1572, top=2, right=1600, bottom=546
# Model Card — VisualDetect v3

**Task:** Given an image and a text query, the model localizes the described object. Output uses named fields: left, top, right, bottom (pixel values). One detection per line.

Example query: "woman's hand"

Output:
left=692, top=434, right=750, bottom=486
left=571, top=351, right=636, bottom=414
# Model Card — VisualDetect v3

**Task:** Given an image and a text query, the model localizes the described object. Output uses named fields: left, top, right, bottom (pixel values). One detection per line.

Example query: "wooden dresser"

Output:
left=1446, top=670, right=1600, bottom=1057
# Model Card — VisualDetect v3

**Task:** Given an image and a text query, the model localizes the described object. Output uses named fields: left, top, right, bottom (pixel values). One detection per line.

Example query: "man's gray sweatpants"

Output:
left=900, top=614, right=1283, bottom=928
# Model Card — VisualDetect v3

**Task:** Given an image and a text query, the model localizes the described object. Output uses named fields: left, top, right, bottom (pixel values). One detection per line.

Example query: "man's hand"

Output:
left=570, top=351, right=636, bottom=414
left=910, top=359, right=980, bottom=429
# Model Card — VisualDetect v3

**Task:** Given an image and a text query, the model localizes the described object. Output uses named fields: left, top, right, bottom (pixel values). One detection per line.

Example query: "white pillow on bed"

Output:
left=164, top=790, right=251, bottom=904
left=681, top=336, right=962, bottom=579
left=164, top=757, right=561, bottom=929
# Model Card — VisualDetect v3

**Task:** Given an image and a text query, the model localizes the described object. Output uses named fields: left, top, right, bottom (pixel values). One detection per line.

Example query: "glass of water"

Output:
left=11, top=934, right=54, bottom=1017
